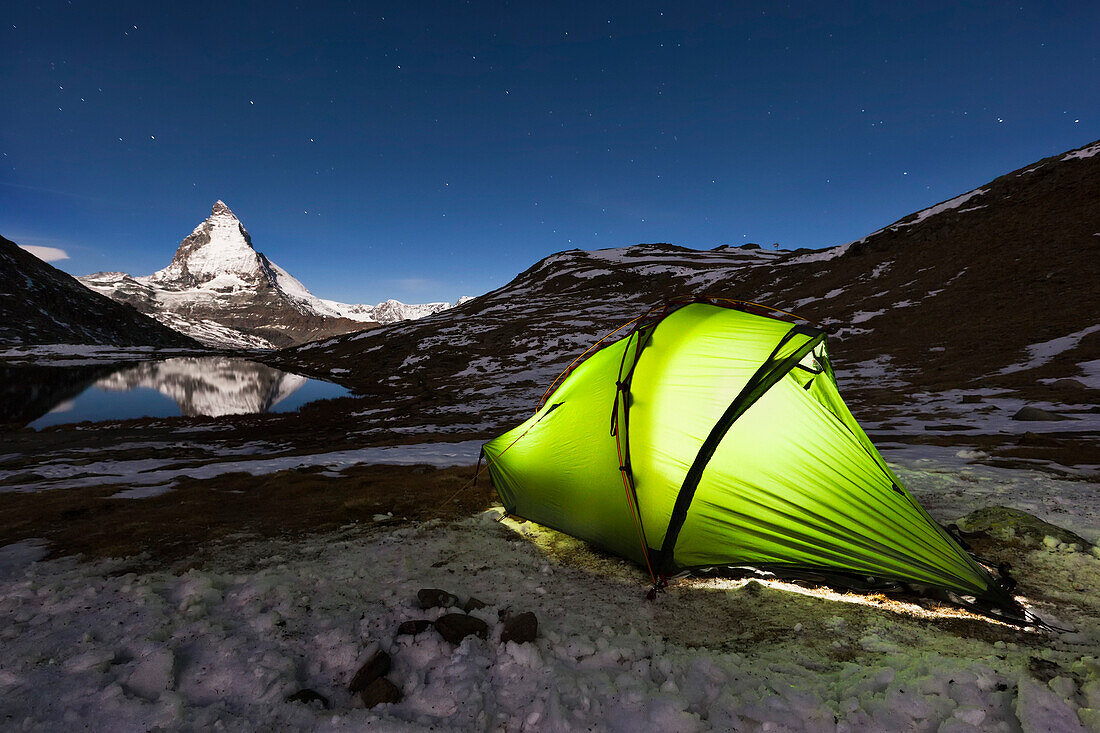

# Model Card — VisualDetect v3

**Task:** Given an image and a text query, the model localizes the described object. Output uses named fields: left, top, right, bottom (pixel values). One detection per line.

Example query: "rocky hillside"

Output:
left=735, top=139, right=1100, bottom=399
left=80, top=202, right=463, bottom=349
left=0, top=234, right=200, bottom=348
left=271, top=139, right=1100, bottom=453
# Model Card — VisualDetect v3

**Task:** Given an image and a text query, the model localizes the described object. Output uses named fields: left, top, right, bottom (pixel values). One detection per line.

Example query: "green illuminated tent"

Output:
left=483, top=300, right=1020, bottom=618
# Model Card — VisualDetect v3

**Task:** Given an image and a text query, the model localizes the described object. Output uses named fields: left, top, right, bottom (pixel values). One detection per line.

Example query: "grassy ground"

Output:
left=0, top=463, right=493, bottom=569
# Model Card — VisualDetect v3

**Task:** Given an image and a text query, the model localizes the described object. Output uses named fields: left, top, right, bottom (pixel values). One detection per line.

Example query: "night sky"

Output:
left=2, top=2, right=1097, bottom=305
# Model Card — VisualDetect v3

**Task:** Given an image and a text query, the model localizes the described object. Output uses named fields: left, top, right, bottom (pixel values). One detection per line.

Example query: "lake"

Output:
left=0, top=356, right=350, bottom=429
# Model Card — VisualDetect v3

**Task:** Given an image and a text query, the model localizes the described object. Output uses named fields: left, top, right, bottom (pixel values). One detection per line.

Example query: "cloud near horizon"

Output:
left=18, top=244, right=70, bottom=262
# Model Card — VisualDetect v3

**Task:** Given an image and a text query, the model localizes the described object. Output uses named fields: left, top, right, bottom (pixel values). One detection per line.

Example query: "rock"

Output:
left=360, top=677, right=402, bottom=708
left=1027, top=656, right=1061, bottom=683
left=742, top=580, right=764, bottom=596
left=286, top=689, right=329, bottom=708
left=500, top=611, right=538, bottom=644
left=396, top=619, right=433, bottom=636
left=1011, top=406, right=1071, bottom=421
left=463, top=596, right=487, bottom=612
left=417, top=588, right=459, bottom=609
left=434, top=613, right=489, bottom=644
left=1017, top=432, right=1065, bottom=447
left=348, top=650, right=391, bottom=693
left=1050, top=378, right=1089, bottom=390
left=956, top=506, right=1092, bottom=550
left=960, top=394, right=982, bottom=404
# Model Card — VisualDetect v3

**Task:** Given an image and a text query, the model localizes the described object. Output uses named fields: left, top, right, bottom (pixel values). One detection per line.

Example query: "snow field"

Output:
left=886, top=443, right=1100, bottom=543
left=2, top=502, right=1098, bottom=731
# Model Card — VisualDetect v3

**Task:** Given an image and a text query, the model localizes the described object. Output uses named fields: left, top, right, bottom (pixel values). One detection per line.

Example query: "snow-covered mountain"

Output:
left=316, top=297, right=460, bottom=324
left=80, top=202, right=466, bottom=349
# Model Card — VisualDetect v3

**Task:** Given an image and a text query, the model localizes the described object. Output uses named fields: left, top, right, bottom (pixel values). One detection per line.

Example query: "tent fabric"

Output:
left=483, top=302, right=1014, bottom=612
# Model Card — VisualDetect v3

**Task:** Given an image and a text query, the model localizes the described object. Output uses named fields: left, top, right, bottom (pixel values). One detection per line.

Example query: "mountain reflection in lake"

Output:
left=3, top=357, right=349, bottom=429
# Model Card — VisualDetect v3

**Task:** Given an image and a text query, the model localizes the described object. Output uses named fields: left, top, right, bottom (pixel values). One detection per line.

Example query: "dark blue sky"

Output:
left=2, top=2, right=1097, bottom=304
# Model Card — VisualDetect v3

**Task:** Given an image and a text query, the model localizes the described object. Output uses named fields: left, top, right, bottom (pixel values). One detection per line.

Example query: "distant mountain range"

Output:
left=271, top=138, right=1100, bottom=439
left=0, top=234, right=199, bottom=348
left=79, top=201, right=467, bottom=349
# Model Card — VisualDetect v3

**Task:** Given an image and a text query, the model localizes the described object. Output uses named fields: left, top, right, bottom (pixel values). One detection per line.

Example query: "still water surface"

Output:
left=8, top=357, right=349, bottom=428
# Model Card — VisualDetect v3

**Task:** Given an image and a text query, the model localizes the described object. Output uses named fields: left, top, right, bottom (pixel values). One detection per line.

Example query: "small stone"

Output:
left=1012, top=406, right=1070, bottom=421
left=501, top=611, right=538, bottom=644
left=1018, top=432, right=1064, bottom=447
left=463, top=597, right=488, bottom=612
left=417, top=588, right=459, bottom=609
left=1027, top=656, right=1060, bottom=683
left=286, top=689, right=329, bottom=708
left=397, top=619, right=433, bottom=636
left=348, top=650, right=391, bottom=693
left=360, top=677, right=401, bottom=708
left=956, top=506, right=1091, bottom=549
left=434, top=613, right=489, bottom=644
left=1050, top=378, right=1088, bottom=390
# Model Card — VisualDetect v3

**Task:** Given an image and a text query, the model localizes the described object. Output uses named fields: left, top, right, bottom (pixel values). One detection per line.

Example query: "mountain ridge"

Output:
left=268, top=138, right=1100, bottom=447
left=0, top=234, right=201, bottom=348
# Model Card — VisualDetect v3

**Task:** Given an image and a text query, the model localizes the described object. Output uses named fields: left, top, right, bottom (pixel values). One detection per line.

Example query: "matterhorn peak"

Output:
left=78, top=200, right=461, bottom=348
left=150, top=200, right=265, bottom=288
left=211, top=200, right=236, bottom=218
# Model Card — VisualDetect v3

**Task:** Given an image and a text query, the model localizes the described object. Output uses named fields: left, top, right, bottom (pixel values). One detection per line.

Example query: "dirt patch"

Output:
left=0, top=463, right=491, bottom=569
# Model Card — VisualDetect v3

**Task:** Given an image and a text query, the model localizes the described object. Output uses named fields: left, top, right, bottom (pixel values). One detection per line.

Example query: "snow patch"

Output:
left=999, top=324, right=1100, bottom=375
left=1076, top=359, right=1100, bottom=389
left=850, top=309, right=886, bottom=324
left=1, top=441, right=484, bottom=496
left=784, top=241, right=852, bottom=265
left=1062, top=142, right=1100, bottom=161
left=895, top=188, right=989, bottom=229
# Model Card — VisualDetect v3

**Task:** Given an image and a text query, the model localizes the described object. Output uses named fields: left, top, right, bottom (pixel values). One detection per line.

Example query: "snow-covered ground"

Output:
left=1, top=514, right=1097, bottom=731
left=893, top=188, right=989, bottom=229
left=883, top=443, right=1100, bottom=544
left=858, top=388, right=1100, bottom=441
left=0, top=441, right=484, bottom=496
left=2, top=448, right=1099, bottom=731
left=999, top=325, right=1100, bottom=376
